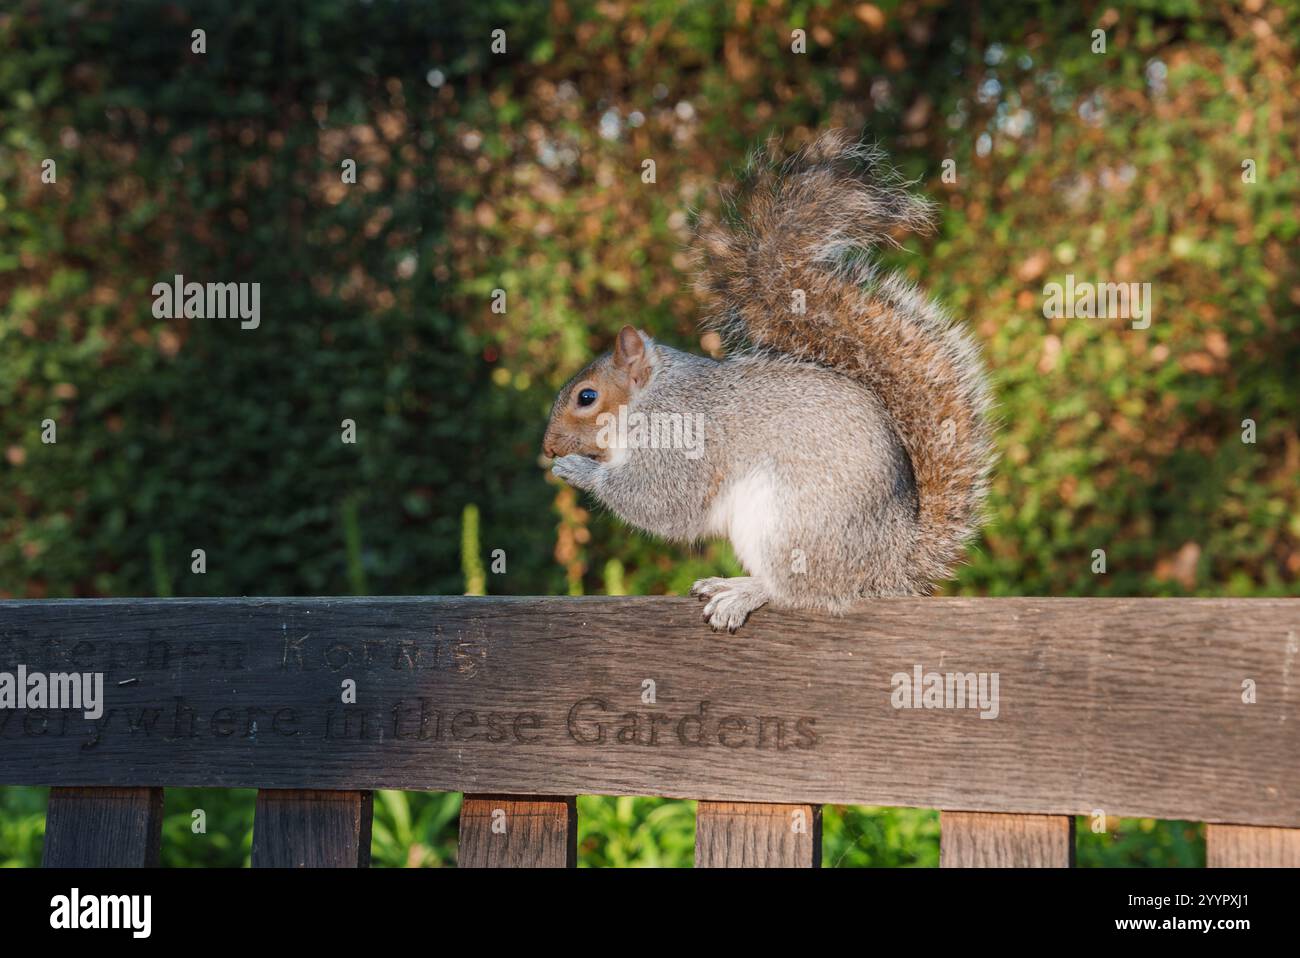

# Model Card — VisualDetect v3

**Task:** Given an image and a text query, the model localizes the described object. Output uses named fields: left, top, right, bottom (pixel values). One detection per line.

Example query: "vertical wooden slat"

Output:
left=941, top=811, right=1075, bottom=867
left=251, top=789, right=373, bottom=867
left=1206, top=824, right=1300, bottom=867
left=695, top=801, right=822, bottom=867
left=42, top=786, right=165, bottom=867
left=458, top=795, right=577, bottom=867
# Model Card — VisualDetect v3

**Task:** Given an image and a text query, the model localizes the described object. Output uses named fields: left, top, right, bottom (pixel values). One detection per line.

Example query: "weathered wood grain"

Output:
left=940, top=811, right=1075, bottom=867
left=696, top=802, right=822, bottom=867
left=42, top=787, right=164, bottom=867
left=458, top=795, right=576, bottom=867
left=1206, top=824, right=1300, bottom=867
left=251, top=789, right=372, bottom=867
left=1, top=597, right=1297, bottom=826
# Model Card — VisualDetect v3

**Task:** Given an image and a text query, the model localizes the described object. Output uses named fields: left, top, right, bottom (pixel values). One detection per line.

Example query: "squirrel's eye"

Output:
left=576, top=388, right=598, bottom=407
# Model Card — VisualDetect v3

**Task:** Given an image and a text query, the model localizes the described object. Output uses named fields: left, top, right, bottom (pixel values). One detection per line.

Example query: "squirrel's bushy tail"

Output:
left=693, top=129, right=994, bottom=590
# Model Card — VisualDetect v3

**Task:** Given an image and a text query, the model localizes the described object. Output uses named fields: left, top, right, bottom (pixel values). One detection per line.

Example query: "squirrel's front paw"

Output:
left=551, top=453, right=601, bottom=490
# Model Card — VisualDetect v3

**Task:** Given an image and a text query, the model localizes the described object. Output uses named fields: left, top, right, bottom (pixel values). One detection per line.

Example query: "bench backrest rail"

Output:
left=5, top=596, right=1296, bottom=868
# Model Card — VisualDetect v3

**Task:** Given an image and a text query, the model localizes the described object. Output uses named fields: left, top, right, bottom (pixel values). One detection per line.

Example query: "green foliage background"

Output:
left=1, top=0, right=1295, bottom=867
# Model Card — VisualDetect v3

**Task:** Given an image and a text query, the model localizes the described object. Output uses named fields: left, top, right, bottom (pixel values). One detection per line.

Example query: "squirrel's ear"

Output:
left=613, top=325, right=654, bottom=387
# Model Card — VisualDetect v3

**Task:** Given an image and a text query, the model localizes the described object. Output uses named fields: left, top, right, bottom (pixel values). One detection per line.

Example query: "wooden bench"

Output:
left=3, top=596, right=1297, bottom=867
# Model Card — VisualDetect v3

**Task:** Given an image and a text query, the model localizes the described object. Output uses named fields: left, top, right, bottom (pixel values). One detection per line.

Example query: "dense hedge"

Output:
left=2, top=0, right=1295, bottom=866
left=1, top=0, right=558, bottom=599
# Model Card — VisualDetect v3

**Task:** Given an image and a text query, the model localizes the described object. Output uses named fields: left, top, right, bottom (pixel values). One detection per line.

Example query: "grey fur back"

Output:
left=690, top=129, right=995, bottom=592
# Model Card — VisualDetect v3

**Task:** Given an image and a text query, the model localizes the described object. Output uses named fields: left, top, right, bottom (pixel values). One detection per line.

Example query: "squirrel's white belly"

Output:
left=706, top=470, right=778, bottom=579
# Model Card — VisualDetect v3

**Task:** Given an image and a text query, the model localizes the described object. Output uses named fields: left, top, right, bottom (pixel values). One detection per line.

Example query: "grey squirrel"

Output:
left=542, top=130, right=994, bottom=632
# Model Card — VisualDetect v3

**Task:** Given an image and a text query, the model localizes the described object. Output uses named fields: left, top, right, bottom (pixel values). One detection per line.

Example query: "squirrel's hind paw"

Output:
left=693, top=576, right=768, bottom=633
left=689, top=576, right=732, bottom=599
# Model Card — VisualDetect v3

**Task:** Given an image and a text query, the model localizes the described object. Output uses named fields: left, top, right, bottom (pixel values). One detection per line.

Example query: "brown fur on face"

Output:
left=542, top=325, right=654, bottom=461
